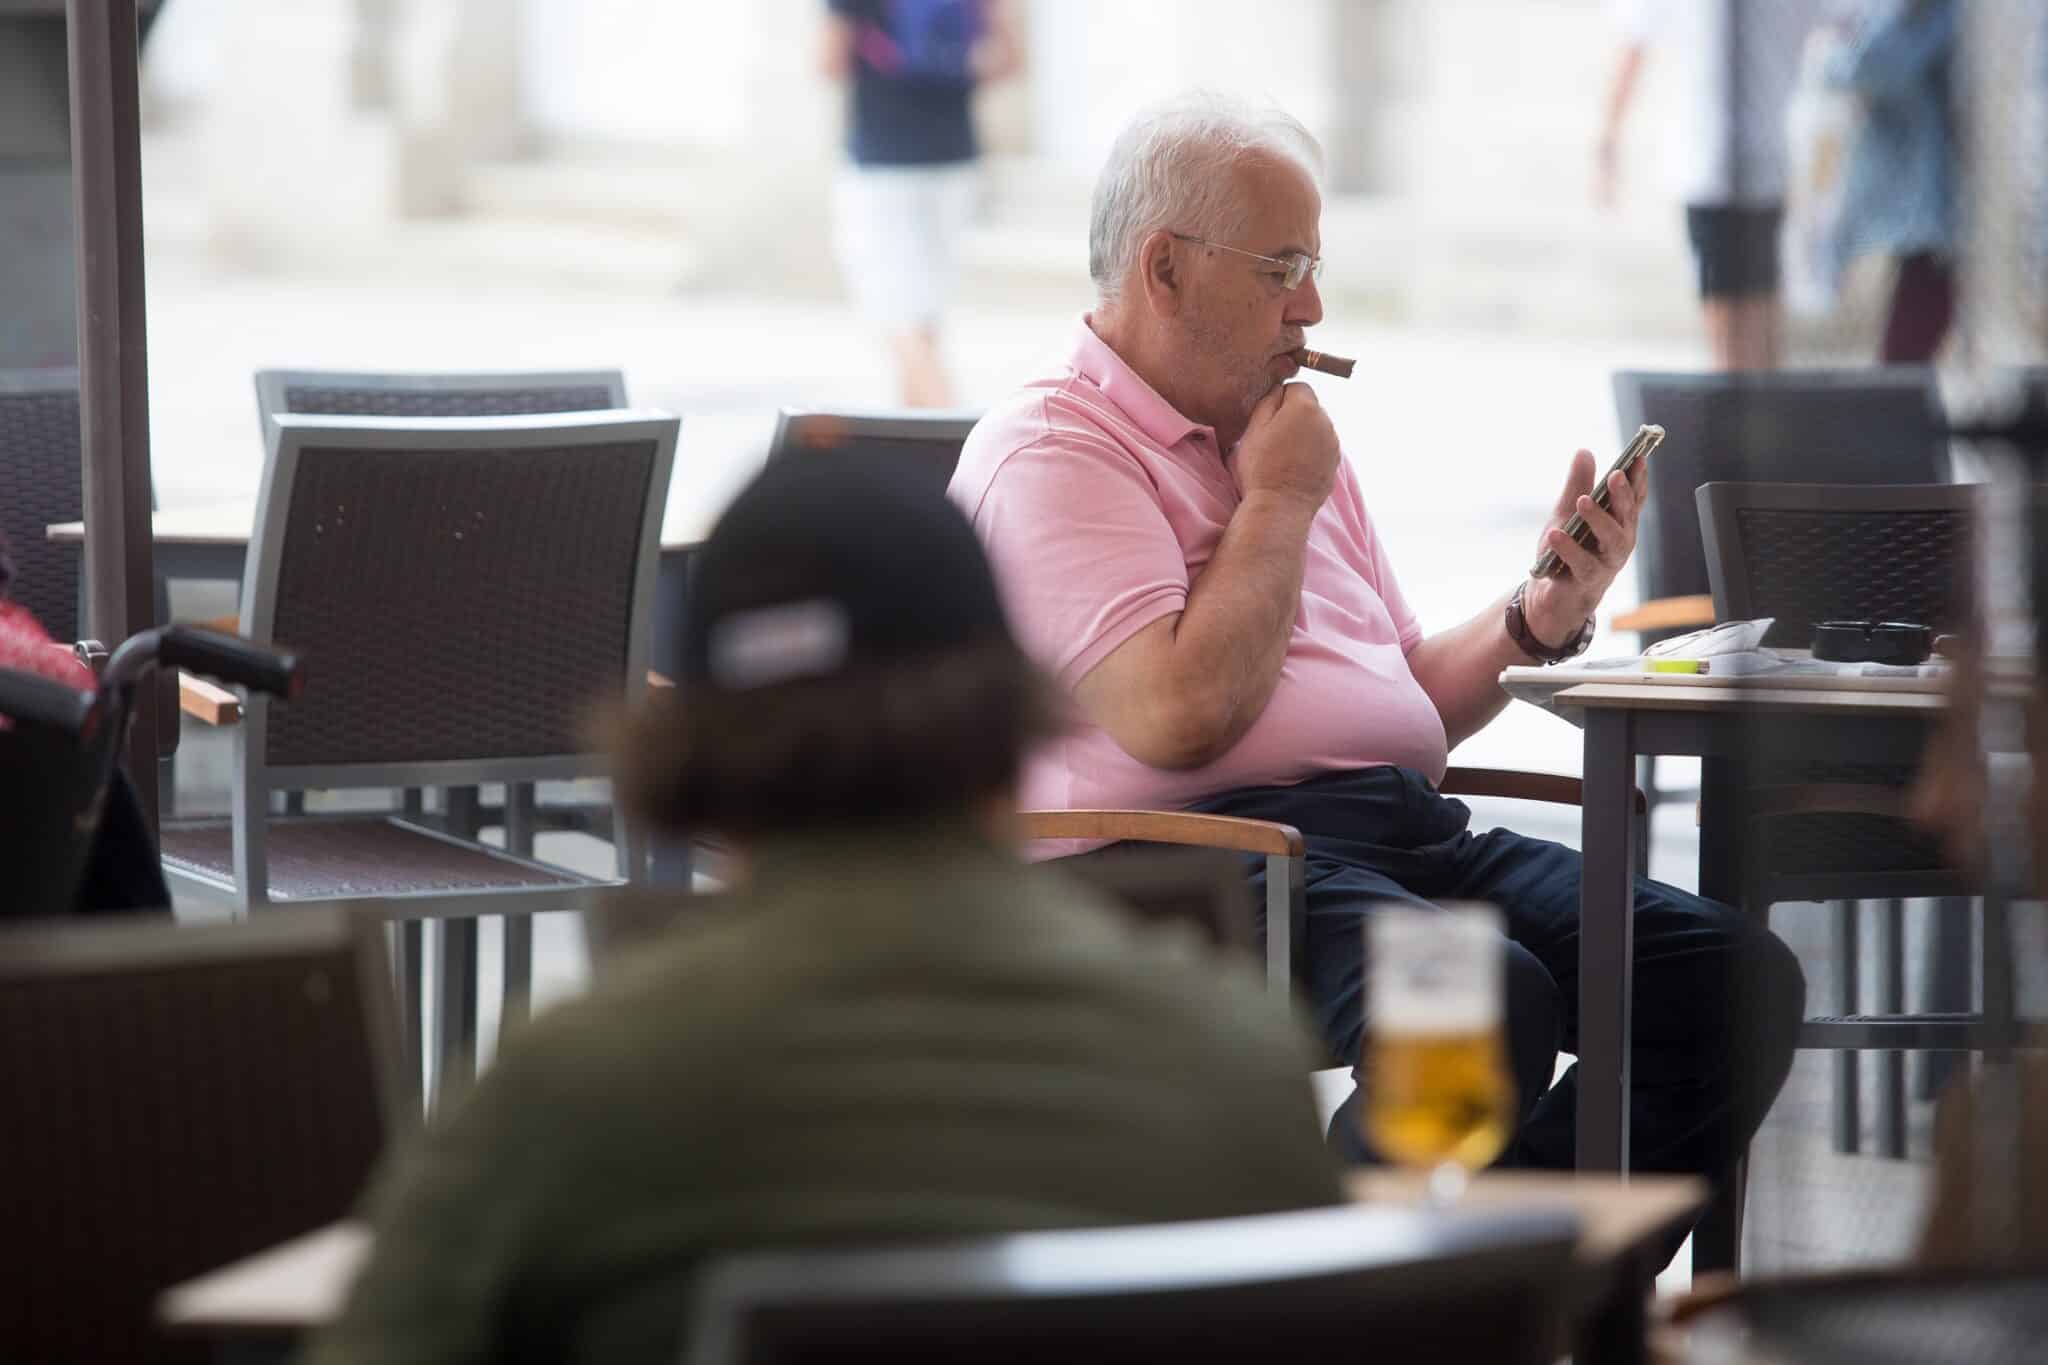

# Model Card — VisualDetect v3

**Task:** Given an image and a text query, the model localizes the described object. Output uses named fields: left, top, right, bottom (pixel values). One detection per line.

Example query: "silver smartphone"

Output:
left=1530, top=423, right=1664, bottom=579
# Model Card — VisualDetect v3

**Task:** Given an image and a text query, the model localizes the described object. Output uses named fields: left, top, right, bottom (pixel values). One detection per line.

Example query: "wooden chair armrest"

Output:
left=1440, top=766, right=1648, bottom=816
left=1017, top=809, right=1305, bottom=858
left=198, top=611, right=241, bottom=635
left=1611, top=594, right=1715, bottom=635
left=648, top=670, right=674, bottom=689
left=178, top=671, right=242, bottom=726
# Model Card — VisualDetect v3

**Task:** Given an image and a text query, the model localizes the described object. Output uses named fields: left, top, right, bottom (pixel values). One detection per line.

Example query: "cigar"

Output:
left=1293, top=348, right=1356, bottom=379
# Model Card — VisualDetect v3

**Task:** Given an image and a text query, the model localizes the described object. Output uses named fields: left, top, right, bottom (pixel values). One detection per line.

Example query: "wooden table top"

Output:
left=1553, top=680, right=1948, bottom=717
left=1346, top=1170, right=1705, bottom=1267
left=160, top=1172, right=1706, bottom=1334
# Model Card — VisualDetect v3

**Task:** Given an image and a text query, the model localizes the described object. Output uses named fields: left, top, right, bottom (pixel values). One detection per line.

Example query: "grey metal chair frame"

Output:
left=254, top=366, right=630, bottom=837
left=163, top=410, right=676, bottom=1105
left=686, top=1203, right=1580, bottom=1365
left=1697, top=479, right=2003, bottom=1164
left=766, top=407, right=981, bottom=470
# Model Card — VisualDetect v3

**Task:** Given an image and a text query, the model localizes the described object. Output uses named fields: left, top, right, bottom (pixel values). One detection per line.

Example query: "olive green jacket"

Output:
left=303, top=826, right=1342, bottom=1365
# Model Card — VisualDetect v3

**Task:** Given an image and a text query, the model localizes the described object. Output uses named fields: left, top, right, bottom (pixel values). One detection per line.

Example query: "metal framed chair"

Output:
left=1697, top=480, right=1988, bottom=1179
left=685, top=1202, right=1579, bottom=1365
left=1610, top=368, right=1952, bottom=813
left=0, top=907, right=401, bottom=1365
left=767, top=408, right=981, bottom=494
left=159, top=410, right=676, bottom=1106
left=251, top=367, right=630, bottom=834
left=0, top=367, right=86, bottom=641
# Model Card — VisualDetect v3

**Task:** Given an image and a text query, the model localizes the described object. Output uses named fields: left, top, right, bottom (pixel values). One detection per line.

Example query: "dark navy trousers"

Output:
left=1188, top=766, right=1805, bottom=1179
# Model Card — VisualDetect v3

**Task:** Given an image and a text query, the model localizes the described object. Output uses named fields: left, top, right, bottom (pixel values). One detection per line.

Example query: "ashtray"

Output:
left=1811, top=620, right=1934, bottom=666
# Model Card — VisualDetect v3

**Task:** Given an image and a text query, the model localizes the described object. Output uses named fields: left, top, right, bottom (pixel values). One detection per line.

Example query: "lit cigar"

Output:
left=1293, top=348, right=1356, bottom=379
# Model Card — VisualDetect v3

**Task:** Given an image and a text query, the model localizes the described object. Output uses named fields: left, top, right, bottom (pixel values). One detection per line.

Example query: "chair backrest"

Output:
left=238, top=410, right=677, bottom=793
left=254, top=367, right=627, bottom=442
left=0, top=367, right=82, bottom=640
left=1696, top=481, right=1978, bottom=648
left=686, top=1203, right=1579, bottom=1365
left=1613, top=369, right=1951, bottom=641
left=0, top=908, right=401, bottom=1364
left=582, top=849, right=1255, bottom=975
left=0, top=666, right=111, bottom=917
left=767, top=409, right=980, bottom=495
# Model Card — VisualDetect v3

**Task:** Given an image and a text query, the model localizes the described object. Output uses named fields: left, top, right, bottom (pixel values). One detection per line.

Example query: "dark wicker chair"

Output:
left=250, top=369, right=631, bottom=1006
left=0, top=908, right=400, bottom=1365
left=1697, top=481, right=1987, bottom=1231
left=159, top=409, right=676, bottom=1109
left=686, top=1204, right=1579, bottom=1365
left=1610, top=368, right=1952, bottom=808
left=767, top=408, right=981, bottom=494
left=0, top=368, right=85, bottom=641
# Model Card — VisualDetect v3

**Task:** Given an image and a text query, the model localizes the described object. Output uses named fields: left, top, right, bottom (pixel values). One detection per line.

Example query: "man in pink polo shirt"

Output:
left=950, top=92, right=1803, bottom=1254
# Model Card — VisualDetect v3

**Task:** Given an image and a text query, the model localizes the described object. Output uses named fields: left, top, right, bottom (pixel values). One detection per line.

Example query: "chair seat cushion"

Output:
left=161, top=817, right=597, bottom=900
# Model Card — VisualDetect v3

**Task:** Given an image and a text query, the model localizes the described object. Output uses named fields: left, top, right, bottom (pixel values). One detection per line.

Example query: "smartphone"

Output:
left=1529, top=423, right=1664, bottom=579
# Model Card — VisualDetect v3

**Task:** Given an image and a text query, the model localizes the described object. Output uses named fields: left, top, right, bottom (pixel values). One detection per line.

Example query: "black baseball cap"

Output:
left=679, top=454, right=1018, bottom=692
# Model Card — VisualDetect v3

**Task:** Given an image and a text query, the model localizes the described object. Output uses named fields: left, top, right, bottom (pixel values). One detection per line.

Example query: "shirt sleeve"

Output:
left=969, top=425, right=1191, bottom=685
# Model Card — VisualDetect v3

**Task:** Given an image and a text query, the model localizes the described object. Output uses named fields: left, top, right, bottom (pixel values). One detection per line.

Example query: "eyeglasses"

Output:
left=1171, top=233, right=1324, bottom=291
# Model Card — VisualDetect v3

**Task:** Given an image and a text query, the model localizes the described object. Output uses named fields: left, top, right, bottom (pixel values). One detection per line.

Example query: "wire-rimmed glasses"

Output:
left=1169, top=232, right=1323, bottom=290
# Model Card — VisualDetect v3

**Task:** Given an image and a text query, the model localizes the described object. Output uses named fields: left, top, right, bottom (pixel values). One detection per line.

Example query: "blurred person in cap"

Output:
left=949, top=91, right=1805, bottom=1243
left=819, top=0, right=1020, bottom=408
left=302, top=457, right=1342, bottom=1365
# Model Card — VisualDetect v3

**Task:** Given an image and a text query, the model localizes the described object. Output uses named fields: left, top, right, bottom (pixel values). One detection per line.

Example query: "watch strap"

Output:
left=1506, top=581, right=1592, bottom=665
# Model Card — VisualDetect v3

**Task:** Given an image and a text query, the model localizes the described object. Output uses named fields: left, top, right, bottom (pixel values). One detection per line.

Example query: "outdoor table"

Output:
left=1551, top=679, right=1948, bottom=1176
left=160, top=1173, right=1704, bottom=1365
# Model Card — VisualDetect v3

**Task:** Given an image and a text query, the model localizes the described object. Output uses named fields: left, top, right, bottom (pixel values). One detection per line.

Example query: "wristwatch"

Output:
left=1505, top=580, right=1594, bottom=665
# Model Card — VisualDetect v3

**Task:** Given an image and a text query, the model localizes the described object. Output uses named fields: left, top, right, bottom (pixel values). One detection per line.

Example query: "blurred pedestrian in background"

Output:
left=1826, top=0, right=1960, bottom=365
left=1596, top=0, right=1825, bottom=370
left=820, top=0, right=1021, bottom=408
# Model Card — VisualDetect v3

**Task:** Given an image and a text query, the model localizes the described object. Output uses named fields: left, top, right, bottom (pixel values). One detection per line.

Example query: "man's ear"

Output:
left=1135, top=228, right=1184, bottom=318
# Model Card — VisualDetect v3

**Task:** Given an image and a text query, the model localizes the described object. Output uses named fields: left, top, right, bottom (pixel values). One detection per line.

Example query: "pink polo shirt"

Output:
left=950, top=318, right=1448, bottom=818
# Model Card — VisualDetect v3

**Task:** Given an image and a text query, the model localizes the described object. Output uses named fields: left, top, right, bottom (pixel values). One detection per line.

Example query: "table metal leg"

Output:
left=1876, top=898, right=1907, bottom=1158
left=1832, top=900, right=1863, bottom=1155
left=1578, top=707, right=1637, bottom=1173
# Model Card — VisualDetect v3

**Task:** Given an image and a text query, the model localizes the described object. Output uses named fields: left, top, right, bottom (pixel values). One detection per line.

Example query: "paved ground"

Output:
left=144, top=236, right=1946, bottom=1286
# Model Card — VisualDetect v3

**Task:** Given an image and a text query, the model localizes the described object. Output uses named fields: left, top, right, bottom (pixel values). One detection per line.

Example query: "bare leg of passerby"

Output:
left=1702, top=295, right=1781, bottom=371
left=890, top=326, right=956, bottom=408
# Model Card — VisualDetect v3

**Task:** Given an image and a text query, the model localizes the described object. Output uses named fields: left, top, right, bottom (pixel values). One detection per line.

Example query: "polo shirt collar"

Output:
left=1068, top=316, right=1214, bottom=451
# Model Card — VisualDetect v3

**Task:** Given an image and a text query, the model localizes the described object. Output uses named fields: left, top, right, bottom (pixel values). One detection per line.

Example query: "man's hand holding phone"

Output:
left=1521, top=431, right=1654, bottom=648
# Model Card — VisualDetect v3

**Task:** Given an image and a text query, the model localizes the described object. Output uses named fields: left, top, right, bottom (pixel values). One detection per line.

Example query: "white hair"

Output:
left=1088, top=91, right=1324, bottom=305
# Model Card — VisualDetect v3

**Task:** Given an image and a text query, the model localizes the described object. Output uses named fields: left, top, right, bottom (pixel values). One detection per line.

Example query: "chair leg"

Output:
left=443, top=786, right=483, bottom=841
left=388, top=920, right=426, bottom=1113
left=432, top=917, right=480, bottom=1115
left=1692, top=1155, right=1746, bottom=1275
left=503, top=914, right=533, bottom=1022
left=1917, top=897, right=1974, bottom=1102
left=506, top=782, right=537, bottom=858
left=1875, top=899, right=1907, bottom=1158
left=1832, top=900, right=1862, bottom=1155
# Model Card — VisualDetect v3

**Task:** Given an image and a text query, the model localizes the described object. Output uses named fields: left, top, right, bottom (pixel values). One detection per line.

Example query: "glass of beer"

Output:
left=1363, top=905, right=1516, bottom=1203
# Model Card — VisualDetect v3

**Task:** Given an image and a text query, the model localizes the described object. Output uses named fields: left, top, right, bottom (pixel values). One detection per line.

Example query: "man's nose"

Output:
left=1286, top=272, right=1324, bottom=328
